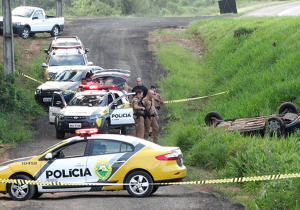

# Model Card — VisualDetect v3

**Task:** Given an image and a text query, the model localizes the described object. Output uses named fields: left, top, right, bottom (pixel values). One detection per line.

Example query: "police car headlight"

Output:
left=62, top=90, right=72, bottom=96
left=0, top=166, right=9, bottom=172
left=58, top=114, right=65, bottom=120
left=35, top=89, right=41, bottom=94
left=90, top=114, right=101, bottom=120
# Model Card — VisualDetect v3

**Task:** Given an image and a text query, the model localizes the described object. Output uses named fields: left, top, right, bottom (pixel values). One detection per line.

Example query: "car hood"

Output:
left=37, top=81, right=79, bottom=91
left=64, top=106, right=107, bottom=116
left=0, top=16, right=26, bottom=22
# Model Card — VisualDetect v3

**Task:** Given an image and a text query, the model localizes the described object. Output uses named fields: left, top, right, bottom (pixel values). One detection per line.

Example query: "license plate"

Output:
left=43, top=98, right=52, bottom=102
left=69, top=123, right=81, bottom=128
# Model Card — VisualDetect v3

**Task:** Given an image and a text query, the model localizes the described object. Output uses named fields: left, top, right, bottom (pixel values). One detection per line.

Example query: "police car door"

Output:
left=37, top=140, right=89, bottom=193
left=86, top=139, right=135, bottom=188
left=49, top=92, right=67, bottom=124
left=110, top=94, right=134, bottom=125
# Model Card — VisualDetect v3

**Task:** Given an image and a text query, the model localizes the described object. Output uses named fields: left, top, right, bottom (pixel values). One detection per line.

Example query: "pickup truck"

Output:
left=0, top=6, right=64, bottom=39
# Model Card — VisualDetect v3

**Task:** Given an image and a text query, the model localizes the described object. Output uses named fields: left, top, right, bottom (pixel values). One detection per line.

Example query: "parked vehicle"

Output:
left=35, top=66, right=103, bottom=106
left=0, top=6, right=64, bottom=39
left=44, top=36, right=89, bottom=60
left=205, top=102, right=300, bottom=137
left=0, top=129, right=186, bottom=201
left=42, top=48, right=94, bottom=80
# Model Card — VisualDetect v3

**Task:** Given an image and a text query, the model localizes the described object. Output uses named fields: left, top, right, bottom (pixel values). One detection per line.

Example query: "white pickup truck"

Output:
left=0, top=6, right=64, bottom=39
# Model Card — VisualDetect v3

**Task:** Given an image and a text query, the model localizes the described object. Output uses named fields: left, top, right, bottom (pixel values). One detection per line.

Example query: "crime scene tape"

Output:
left=1, top=172, right=300, bottom=187
left=164, top=91, right=229, bottom=104
left=20, top=72, right=77, bottom=94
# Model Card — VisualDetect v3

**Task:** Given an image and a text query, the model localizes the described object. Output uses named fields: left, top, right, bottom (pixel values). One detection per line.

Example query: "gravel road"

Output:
left=1, top=16, right=245, bottom=209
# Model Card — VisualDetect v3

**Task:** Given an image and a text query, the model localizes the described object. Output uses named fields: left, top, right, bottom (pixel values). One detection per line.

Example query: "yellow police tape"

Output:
left=164, top=91, right=229, bottom=104
left=1, top=172, right=300, bottom=186
left=20, top=72, right=77, bottom=94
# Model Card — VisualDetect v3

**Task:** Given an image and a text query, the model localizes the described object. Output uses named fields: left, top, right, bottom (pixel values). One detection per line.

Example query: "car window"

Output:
left=53, top=141, right=87, bottom=159
left=49, top=55, right=86, bottom=66
left=92, top=140, right=133, bottom=155
left=33, top=10, right=43, bottom=19
left=68, top=95, right=106, bottom=107
left=12, top=7, right=34, bottom=18
left=50, top=70, right=82, bottom=82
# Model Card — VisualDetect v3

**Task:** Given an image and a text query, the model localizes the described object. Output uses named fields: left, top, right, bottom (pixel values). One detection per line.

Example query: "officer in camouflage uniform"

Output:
left=143, top=90, right=159, bottom=143
left=131, top=89, right=145, bottom=138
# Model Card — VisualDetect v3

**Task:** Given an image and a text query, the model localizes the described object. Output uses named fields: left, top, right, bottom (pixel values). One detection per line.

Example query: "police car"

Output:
left=0, top=129, right=186, bottom=201
left=49, top=84, right=134, bottom=139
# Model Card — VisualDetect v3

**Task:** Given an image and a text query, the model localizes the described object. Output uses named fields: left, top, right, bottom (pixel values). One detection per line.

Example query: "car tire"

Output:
left=32, top=190, right=43, bottom=199
left=7, top=174, right=35, bottom=201
left=150, top=186, right=159, bottom=195
left=125, top=171, right=153, bottom=197
left=56, top=130, right=65, bottom=139
left=20, top=26, right=30, bottom=39
left=121, top=125, right=130, bottom=135
left=29, top=33, right=35, bottom=37
left=278, top=102, right=298, bottom=114
left=50, top=26, right=59, bottom=37
left=100, top=120, right=109, bottom=134
left=266, top=117, right=284, bottom=137
left=205, top=111, right=223, bottom=126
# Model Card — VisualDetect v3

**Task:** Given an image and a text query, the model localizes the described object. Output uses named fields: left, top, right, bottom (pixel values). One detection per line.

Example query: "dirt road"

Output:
left=1, top=16, right=244, bottom=209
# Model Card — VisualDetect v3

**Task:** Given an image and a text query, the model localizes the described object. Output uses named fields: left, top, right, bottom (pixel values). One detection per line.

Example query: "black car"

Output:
left=35, top=66, right=103, bottom=106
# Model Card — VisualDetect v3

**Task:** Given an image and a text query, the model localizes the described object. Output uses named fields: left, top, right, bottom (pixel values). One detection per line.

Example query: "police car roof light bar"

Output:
left=75, top=128, right=98, bottom=137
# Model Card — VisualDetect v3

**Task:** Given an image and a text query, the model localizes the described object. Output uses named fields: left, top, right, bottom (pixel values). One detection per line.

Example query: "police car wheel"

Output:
left=7, top=174, right=36, bottom=201
left=121, top=126, right=130, bottom=135
left=32, top=191, right=43, bottom=199
left=100, top=120, right=109, bottom=134
left=150, top=186, right=159, bottom=195
left=125, top=171, right=153, bottom=197
left=56, top=130, right=65, bottom=139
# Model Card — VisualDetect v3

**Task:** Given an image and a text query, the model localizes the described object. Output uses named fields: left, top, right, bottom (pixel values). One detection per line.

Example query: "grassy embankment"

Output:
left=0, top=37, right=47, bottom=145
left=153, top=17, right=300, bottom=209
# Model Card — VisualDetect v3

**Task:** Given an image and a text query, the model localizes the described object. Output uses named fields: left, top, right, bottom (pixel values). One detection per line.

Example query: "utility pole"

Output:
left=20, top=0, right=25, bottom=6
left=56, top=0, right=63, bottom=17
left=2, top=0, right=15, bottom=85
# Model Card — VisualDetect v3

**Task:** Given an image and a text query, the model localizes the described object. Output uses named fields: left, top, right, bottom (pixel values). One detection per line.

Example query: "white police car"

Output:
left=49, top=84, right=135, bottom=139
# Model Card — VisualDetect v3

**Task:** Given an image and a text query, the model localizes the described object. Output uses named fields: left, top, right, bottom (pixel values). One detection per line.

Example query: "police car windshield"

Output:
left=49, top=55, right=85, bottom=66
left=68, top=95, right=106, bottom=106
left=49, top=70, right=82, bottom=82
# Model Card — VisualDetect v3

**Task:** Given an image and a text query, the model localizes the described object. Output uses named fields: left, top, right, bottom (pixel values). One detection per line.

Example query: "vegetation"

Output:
left=0, top=38, right=46, bottom=144
left=0, top=0, right=287, bottom=17
left=153, top=16, right=300, bottom=209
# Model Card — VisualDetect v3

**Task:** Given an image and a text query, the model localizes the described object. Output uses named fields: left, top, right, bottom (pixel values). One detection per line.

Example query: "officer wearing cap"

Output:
left=131, top=89, right=145, bottom=138
left=143, top=90, right=159, bottom=143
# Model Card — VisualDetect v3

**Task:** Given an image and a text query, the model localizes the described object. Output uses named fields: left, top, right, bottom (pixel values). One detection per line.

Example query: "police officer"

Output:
left=143, top=90, right=159, bottom=143
left=151, top=85, right=164, bottom=114
left=77, top=78, right=88, bottom=92
left=132, top=78, right=148, bottom=98
left=131, top=89, right=145, bottom=138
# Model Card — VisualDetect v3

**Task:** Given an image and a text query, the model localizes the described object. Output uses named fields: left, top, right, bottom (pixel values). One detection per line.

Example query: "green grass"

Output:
left=0, top=38, right=46, bottom=145
left=153, top=16, right=300, bottom=209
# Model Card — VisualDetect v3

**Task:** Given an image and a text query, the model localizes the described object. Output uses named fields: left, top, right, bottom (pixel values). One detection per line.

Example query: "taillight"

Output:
left=155, top=152, right=179, bottom=161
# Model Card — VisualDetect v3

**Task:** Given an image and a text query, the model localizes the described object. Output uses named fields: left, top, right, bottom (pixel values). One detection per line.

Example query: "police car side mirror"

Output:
left=45, top=153, right=53, bottom=160
left=87, top=62, right=93, bottom=66
left=44, top=49, right=49, bottom=54
left=42, top=63, right=47, bottom=68
left=56, top=101, right=62, bottom=107
left=85, top=48, right=89, bottom=53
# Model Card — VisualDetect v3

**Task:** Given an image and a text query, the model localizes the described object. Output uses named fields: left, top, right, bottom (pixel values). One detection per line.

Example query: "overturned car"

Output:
left=205, top=102, right=300, bottom=136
